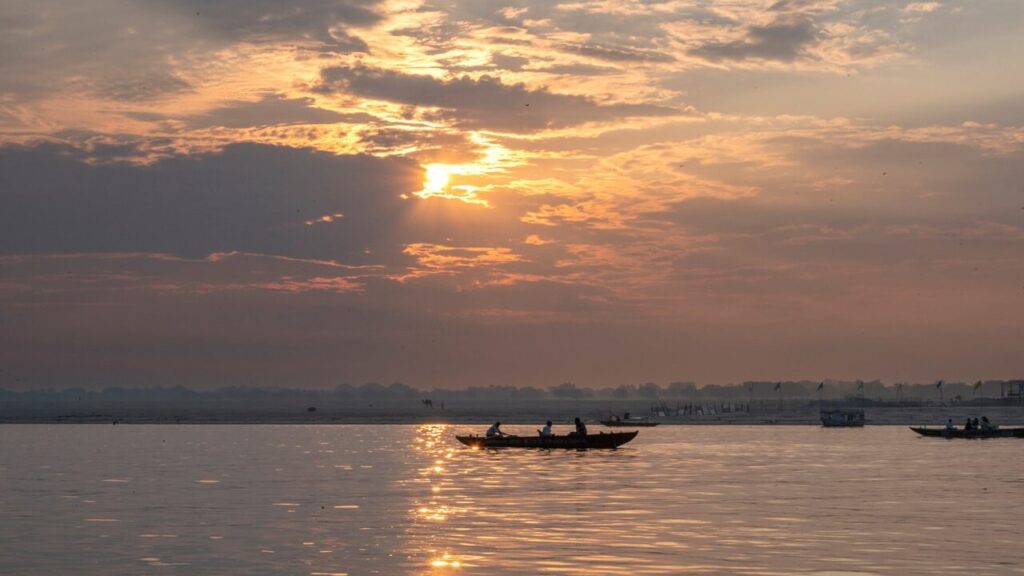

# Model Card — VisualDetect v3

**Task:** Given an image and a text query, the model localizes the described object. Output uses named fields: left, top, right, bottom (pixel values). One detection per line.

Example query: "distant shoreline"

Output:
left=4, top=405, right=1024, bottom=427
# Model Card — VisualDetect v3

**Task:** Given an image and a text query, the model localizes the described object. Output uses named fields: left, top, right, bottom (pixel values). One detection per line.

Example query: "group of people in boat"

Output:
left=944, top=416, right=998, bottom=431
left=486, top=418, right=588, bottom=438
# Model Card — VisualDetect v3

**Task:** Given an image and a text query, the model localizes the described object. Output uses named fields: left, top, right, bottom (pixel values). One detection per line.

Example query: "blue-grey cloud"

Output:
left=689, top=19, right=819, bottom=63
left=314, top=65, right=680, bottom=131
left=559, top=42, right=675, bottom=63
left=0, top=0, right=381, bottom=104
left=181, top=93, right=377, bottom=129
left=159, top=0, right=381, bottom=49
left=0, top=143, right=419, bottom=261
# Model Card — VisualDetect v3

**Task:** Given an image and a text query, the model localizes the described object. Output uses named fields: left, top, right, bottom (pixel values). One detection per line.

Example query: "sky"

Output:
left=1, top=0, right=1022, bottom=389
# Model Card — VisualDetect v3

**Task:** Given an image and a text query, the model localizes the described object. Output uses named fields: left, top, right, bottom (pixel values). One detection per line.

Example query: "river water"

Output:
left=1, top=424, right=1021, bottom=575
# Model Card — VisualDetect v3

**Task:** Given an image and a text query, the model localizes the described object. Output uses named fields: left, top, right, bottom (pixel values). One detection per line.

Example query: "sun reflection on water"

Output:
left=409, top=425, right=470, bottom=571
left=430, top=553, right=462, bottom=569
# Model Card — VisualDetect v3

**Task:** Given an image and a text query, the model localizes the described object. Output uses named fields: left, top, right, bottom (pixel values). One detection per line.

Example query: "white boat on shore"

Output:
left=820, top=408, right=865, bottom=427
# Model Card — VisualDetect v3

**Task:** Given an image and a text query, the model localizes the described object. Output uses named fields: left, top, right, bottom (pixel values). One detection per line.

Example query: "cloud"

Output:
left=0, top=142, right=420, bottom=260
left=0, top=0, right=379, bottom=105
left=903, top=2, right=942, bottom=15
left=393, top=243, right=524, bottom=280
left=689, top=19, right=819, bottom=63
left=314, top=65, right=680, bottom=132
left=559, top=42, right=675, bottom=63
left=160, top=0, right=381, bottom=49
left=96, top=72, right=194, bottom=103
left=182, top=93, right=377, bottom=129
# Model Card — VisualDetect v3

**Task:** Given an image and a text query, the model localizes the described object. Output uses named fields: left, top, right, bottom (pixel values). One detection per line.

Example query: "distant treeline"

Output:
left=2, top=379, right=1021, bottom=404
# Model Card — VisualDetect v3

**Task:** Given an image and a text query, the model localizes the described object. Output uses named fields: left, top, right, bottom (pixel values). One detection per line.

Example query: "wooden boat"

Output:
left=820, top=409, right=865, bottom=427
left=456, top=431, right=638, bottom=449
left=910, top=426, right=1024, bottom=439
left=600, top=419, right=659, bottom=427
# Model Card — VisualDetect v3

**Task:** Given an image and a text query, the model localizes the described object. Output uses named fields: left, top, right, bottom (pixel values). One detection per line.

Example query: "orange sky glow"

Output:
left=1, top=0, right=1022, bottom=388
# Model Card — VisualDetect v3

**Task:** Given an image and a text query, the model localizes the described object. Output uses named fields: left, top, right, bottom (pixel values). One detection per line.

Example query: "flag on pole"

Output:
left=774, top=382, right=781, bottom=391
left=936, top=380, right=944, bottom=389
left=974, top=381, right=983, bottom=390
left=856, top=381, right=864, bottom=391
left=816, top=382, right=824, bottom=392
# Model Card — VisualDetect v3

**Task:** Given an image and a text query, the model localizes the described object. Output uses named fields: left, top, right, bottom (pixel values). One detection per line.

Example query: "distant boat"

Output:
left=600, top=419, right=659, bottom=427
left=910, top=426, right=1024, bottom=439
left=820, top=409, right=865, bottom=427
left=456, top=431, right=638, bottom=449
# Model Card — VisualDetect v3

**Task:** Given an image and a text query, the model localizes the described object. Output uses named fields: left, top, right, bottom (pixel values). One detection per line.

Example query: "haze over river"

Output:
left=2, top=424, right=1021, bottom=575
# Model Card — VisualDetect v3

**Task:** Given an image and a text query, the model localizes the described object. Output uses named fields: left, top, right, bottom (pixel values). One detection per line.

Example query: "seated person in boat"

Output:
left=486, top=421, right=506, bottom=437
left=538, top=420, right=554, bottom=437
left=972, top=417, right=980, bottom=430
left=945, top=419, right=956, bottom=431
left=570, top=417, right=588, bottom=437
left=981, top=416, right=997, bottom=431
left=964, top=418, right=974, bottom=431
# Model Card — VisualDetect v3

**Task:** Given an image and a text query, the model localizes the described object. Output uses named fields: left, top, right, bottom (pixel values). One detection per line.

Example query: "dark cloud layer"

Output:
left=690, top=19, right=819, bottom=63
left=0, top=0, right=381, bottom=105
left=166, top=0, right=381, bottom=50
left=183, top=94, right=377, bottom=129
left=559, top=42, right=676, bottom=63
left=314, top=65, right=679, bottom=131
left=0, top=143, right=419, bottom=260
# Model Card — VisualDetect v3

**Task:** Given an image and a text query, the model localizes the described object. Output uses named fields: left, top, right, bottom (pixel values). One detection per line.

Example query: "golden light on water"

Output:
left=411, top=425, right=469, bottom=570
left=430, top=553, right=462, bottom=569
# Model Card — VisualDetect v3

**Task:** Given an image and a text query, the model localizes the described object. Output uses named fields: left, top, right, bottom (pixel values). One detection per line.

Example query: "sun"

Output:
left=415, top=162, right=487, bottom=205
left=412, top=133, right=519, bottom=206
left=421, top=164, right=454, bottom=197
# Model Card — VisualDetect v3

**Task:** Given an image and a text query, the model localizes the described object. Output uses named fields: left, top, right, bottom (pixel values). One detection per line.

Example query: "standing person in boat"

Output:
left=572, top=417, right=588, bottom=437
left=486, top=421, right=506, bottom=438
left=539, top=420, right=554, bottom=437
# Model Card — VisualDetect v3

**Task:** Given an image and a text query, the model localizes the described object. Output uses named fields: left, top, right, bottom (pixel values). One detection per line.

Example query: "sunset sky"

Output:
left=1, top=0, right=1022, bottom=389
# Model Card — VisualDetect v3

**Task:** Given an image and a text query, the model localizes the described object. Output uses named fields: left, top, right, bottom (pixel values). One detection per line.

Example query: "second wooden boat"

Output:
left=910, top=426, right=1024, bottom=439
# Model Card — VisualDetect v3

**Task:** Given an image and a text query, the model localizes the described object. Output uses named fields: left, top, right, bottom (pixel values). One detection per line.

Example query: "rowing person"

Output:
left=538, top=420, right=553, bottom=437
left=572, top=417, right=588, bottom=437
left=486, top=421, right=506, bottom=438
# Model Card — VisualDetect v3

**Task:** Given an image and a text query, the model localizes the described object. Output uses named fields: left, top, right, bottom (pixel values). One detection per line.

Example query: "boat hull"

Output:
left=600, top=420, right=659, bottom=427
left=456, top=431, right=638, bottom=449
left=910, top=426, right=1024, bottom=439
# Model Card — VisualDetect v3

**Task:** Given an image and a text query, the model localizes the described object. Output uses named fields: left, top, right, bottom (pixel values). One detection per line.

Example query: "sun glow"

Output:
left=414, top=134, right=518, bottom=205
